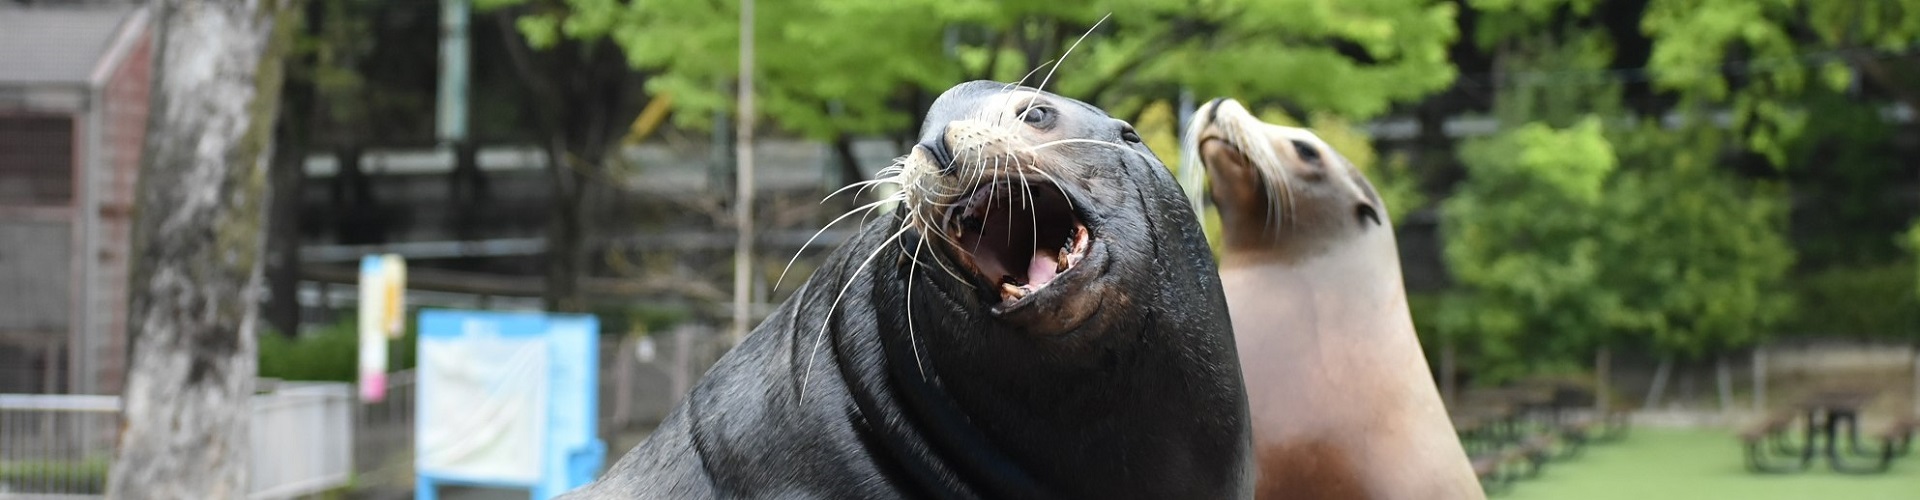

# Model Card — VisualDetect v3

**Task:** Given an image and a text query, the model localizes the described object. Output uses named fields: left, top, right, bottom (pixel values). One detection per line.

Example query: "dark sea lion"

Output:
left=1180, top=98, right=1481, bottom=499
left=560, top=81, right=1253, bottom=499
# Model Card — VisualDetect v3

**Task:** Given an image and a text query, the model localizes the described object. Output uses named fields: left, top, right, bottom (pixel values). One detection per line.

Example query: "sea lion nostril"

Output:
left=919, top=124, right=956, bottom=174
left=1355, top=204, right=1381, bottom=226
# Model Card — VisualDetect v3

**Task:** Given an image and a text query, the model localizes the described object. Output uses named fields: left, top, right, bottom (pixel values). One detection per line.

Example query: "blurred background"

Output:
left=1, top=0, right=1917, bottom=498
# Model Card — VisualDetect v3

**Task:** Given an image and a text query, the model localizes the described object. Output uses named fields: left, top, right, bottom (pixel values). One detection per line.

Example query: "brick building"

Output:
left=0, top=3, right=152, bottom=395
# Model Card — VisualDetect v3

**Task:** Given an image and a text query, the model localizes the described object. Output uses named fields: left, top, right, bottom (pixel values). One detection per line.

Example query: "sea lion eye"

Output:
left=1020, top=106, right=1056, bottom=128
left=1121, top=127, right=1142, bottom=143
left=1291, top=140, right=1322, bottom=165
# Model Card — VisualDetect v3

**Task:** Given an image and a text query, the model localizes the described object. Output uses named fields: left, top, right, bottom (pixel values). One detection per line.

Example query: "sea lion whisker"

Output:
left=1024, top=138, right=1157, bottom=166
left=904, top=240, right=928, bottom=377
left=774, top=195, right=905, bottom=291
left=1018, top=169, right=1040, bottom=258
left=827, top=172, right=903, bottom=203
left=1017, top=158, right=1077, bottom=213
left=1002, top=62, right=1057, bottom=95
left=798, top=223, right=913, bottom=405
left=1027, top=12, right=1110, bottom=109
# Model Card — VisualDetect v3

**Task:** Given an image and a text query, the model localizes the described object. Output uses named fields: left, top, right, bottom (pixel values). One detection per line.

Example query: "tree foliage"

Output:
left=1437, top=5, right=1801, bottom=380
left=1907, top=222, right=1920, bottom=299
left=1439, top=119, right=1619, bottom=377
left=1601, top=124, right=1794, bottom=356
left=1642, top=0, right=1920, bottom=165
left=477, top=0, right=1461, bottom=143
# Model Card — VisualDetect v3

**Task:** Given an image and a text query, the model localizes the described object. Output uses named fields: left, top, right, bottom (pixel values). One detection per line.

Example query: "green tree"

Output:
left=1601, top=124, right=1794, bottom=358
left=479, top=0, right=1461, bottom=180
left=1439, top=119, right=1620, bottom=380
left=1439, top=3, right=1798, bottom=382
left=1642, top=0, right=1920, bottom=166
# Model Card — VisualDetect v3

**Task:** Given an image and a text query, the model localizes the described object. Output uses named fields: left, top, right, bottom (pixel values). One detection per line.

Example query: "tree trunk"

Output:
left=832, top=134, right=863, bottom=193
left=492, top=8, right=634, bottom=313
left=1595, top=347, right=1611, bottom=414
left=448, top=140, right=487, bottom=241
left=1440, top=338, right=1457, bottom=408
left=1716, top=354, right=1734, bottom=413
left=1644, top=356, right=1673, bottom=411
left=108, top=0, right=290, bottom=497
left=264, top=7, right=313, bottom=338
left=543, top=140, right=585, bottom=313
left=1752, top=346, right=1767, bottom=414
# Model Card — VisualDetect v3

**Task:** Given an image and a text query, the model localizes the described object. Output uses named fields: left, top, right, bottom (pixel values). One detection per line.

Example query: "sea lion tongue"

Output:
left=1026, top=251, right=1059, bottom=284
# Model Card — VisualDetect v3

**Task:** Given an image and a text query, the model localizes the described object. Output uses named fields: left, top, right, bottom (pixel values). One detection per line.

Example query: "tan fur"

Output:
left=1187, top=99, right=1483, bottom=500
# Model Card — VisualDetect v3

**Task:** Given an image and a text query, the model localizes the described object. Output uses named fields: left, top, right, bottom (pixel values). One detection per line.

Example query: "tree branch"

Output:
left=1848, top=52, right=1920, bottom=114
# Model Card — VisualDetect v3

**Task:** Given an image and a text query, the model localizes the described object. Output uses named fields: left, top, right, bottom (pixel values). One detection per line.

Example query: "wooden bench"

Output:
left=1829, top=415, right=1917, bottom=474
left=1552, top=416, right=1596, bottom=459
left=1739, top=411, right=1810, bottom=474
left=1881, top=415, right=1916, bottom=458
left=1517, top=433, right=1557, bottom=478
left=1471, top=446, right=1526, bottom=496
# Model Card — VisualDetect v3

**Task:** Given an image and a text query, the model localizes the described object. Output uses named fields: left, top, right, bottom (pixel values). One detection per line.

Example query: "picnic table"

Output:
left=1741, top=388, right=1913, bottom=474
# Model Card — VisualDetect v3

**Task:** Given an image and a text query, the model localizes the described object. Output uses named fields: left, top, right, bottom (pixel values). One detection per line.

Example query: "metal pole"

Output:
left=731, top=0, right=756, bottom=345
left=437, top=0, right=470, bottom=143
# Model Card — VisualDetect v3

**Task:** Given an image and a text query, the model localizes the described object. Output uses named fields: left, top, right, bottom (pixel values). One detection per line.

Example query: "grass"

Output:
left=1504, top=428, right=1920, bottom=500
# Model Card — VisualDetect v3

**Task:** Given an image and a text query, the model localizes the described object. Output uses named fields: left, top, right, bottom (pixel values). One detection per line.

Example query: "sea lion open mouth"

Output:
left=561, top=80, right=1253, bottom=500
left=945, top=179, right=1091, bottom=305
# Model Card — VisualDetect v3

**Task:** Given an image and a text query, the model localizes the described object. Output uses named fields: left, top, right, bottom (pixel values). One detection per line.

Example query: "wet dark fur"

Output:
left=559, top=81, right=1252, bottom=500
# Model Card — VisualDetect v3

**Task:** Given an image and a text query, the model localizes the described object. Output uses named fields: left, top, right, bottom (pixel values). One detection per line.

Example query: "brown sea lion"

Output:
left=559, top=81, right=1253, bottom=499
left=1181, top=97, right=1482, bottom=500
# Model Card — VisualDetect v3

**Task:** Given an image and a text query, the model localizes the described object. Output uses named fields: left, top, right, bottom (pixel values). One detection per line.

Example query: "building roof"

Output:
left=0, top=3, right=143, bottom=86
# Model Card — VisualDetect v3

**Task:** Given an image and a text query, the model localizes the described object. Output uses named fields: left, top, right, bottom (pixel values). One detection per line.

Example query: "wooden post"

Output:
left=1644, top=356, right=1672, bottom=411
left=1716, top=354, right=1733, bottom=413
left=1595, top=347, right=1611, bottom=414
left=731, top=0, right=756, bottom=345
left=1752, top=346, right=1767, bottom=414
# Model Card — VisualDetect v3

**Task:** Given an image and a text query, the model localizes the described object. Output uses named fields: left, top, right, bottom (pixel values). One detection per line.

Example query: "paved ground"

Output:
left=352, top=427, right=655, bottom=500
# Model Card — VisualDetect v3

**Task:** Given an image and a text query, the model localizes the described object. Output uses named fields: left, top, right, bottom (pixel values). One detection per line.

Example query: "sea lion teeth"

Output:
left=1001, top=282, right=1027, bottom=300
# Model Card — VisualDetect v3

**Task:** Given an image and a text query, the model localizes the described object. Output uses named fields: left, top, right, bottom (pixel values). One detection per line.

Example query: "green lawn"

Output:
left=1502, top=428, right=1920, bottom=500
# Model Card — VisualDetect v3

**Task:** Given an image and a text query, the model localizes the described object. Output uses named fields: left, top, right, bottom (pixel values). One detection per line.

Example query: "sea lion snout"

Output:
left=914, top=124, right=956, bottom=172
left=1184, top=98, right=1386, bottom=257
left=897, top=82, right=1156, bottom=335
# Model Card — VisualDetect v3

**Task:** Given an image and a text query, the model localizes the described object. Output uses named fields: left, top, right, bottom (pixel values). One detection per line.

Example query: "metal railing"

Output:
left=352, top=370, right=416, bottom=494
left=0, top=393, right=116, bottom=497
left=0, top=383, right=356, bottom=499
left=249, top=382, right=354, bottom=499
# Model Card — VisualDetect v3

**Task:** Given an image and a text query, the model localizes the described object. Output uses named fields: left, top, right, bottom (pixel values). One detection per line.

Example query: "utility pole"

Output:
left=731, top=0, right=756, bottom=345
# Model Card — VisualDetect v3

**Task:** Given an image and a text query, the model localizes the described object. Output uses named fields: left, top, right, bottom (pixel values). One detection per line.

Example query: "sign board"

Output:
left=414, top=309, right=605, bottom=500
left=358, top=254, right=406, bottom=402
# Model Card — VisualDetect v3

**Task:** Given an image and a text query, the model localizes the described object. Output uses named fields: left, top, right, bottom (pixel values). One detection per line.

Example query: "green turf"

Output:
left=1501, top=428, right=1920, bottom=500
